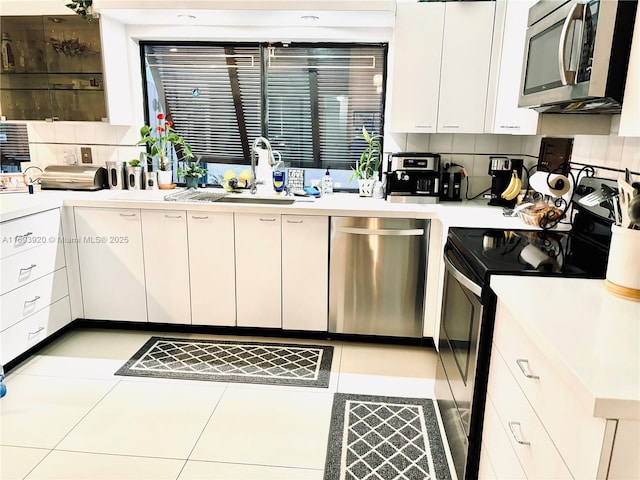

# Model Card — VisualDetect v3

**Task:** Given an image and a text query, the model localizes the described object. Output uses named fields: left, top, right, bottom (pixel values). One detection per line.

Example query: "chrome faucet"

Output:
left=250, top=136, right=274, bottom=194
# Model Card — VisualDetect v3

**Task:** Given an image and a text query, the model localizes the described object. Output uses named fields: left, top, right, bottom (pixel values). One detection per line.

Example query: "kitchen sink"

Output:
left=164, top=189, right=295, bottom=205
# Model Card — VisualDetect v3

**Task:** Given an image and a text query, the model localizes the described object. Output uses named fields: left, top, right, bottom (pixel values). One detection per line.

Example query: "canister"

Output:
left=106, top=161, right=125, bottom=190
left=126, top=166, right=143, bottom=190
left=144, top=170, right=158, bottom=190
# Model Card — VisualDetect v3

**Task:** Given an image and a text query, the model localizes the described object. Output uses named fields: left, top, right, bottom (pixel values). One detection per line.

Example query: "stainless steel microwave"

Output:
left=518, top=0, right=637, bottom=113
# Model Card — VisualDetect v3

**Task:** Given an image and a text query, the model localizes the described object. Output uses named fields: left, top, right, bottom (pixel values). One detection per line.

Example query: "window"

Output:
left=141, top=42, right=387, bottom=189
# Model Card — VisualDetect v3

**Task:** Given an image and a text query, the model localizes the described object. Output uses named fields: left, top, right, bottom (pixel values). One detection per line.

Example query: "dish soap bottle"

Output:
left=321, top=168, right=333, bottom=194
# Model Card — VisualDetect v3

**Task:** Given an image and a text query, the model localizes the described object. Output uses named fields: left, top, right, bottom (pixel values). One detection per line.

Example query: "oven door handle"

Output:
left=443, top=249, right=482, bottom=297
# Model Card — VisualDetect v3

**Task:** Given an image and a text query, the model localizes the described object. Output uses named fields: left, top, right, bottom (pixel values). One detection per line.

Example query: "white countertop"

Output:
left=491, top=275, right=640, bottom=420
left=0, top=187, right=554, bottom=230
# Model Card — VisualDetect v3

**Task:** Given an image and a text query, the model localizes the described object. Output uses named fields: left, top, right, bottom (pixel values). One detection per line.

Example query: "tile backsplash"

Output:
left=21, top=122, right=143, bottom=171
left=16, top=121, right=640, bottom=196
left=388, top=128, right=640, bottom=198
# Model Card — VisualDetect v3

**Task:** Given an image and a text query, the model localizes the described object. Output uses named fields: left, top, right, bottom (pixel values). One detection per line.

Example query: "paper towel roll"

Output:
left=520, top=244, right=560, bottom=272
left=529, top=172, right=571, bottom=197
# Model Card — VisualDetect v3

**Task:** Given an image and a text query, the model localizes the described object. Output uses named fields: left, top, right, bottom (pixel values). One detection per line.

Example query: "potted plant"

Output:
left=178, top=161, right=207, bottom=189
left=137, top=113, right=193, bottom=187
left=65, top=0, right=96, bottom=22
left=350, top=125, right=382, bottom=196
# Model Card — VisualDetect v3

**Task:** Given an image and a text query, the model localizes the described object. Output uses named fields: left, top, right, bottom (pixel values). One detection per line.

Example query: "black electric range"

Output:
left=435, top=176, right=616, bottom=480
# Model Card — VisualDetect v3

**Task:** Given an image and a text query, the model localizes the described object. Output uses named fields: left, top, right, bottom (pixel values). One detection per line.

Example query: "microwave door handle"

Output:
left=558, top=2, right=585, bottom=85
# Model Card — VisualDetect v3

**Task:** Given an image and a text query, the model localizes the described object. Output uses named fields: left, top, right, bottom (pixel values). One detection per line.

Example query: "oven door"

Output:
left=435, top=241, right=484, bottom=480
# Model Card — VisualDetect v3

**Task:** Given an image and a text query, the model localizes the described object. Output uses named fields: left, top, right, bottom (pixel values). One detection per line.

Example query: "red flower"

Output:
left=157, top=113, right=165, bottom=120
left=165, top=121, right=172, bottom=127
left=156, top=126, right=165, bottom=133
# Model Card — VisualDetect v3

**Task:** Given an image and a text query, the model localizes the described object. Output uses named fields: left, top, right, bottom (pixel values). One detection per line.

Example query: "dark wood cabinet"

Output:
left=0, top=15, right=106, bottom=121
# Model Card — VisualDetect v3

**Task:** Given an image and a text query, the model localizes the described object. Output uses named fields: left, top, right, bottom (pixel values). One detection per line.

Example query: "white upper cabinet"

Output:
left=388, top=2, right=444, bottom=133
left=389, top=1, right=495, bottom=134
left=437, top=1, right=495, bottom=133
left=100, top=15, right=135, bottom=125
left=619, top=13, right=640, bottom=137
left=484, top=0, right=539, bottom=135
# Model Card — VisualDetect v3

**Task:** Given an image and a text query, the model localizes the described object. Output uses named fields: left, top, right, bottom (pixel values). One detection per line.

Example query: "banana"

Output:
left=501, top=171, right=521, bottom=201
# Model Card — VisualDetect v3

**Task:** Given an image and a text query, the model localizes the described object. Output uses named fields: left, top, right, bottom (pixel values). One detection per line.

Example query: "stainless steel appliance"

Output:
left=386, top=153, right=440, bottom=204
left=519, top=0, right=637, bottom=113
left=329, top=217, right=429, bottom=338
left=435, top=176, right=617, bottom=479
left=40, top=165, right=108, bottom=191
left=487, top=157, right=524, bottom=207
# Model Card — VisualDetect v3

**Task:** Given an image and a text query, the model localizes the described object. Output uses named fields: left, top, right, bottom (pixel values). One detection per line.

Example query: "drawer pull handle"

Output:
left=19, top=264, right=37, bottom=274
left=28, top=326, right=45, bottom=339
left=24, top=296, right=41, bottom=307
left=119, top=213, right=137, bottom=217
left=191, top=216, right=209, bottom=220
left=259, top=218, right=277, bottom=222
left=286, top=220, right=304, bottom=224
left=516, top=359, right=540, bottom=379
left=508, top=421, right=530, bottom=445
left=165, top=214, right=183, bottom=219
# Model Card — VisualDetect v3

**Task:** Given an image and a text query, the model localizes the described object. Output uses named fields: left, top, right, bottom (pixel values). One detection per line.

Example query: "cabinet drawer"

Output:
left=493, top=301, right=608, bottom=478
left=488, top=345, right=573, bottom=479
left=0, top=241, right=65, bottom=295
left=1, top=208, right=61, bottom=260
left=481, top=394, right=526, bottom=480
left=0, top=268, right=69, bottom=332
left=0, top=296, right=71, bottom=364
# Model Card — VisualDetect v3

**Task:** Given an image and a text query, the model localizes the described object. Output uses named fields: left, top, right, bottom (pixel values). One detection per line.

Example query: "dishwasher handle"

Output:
left=337, top=226, right=424, bottom=236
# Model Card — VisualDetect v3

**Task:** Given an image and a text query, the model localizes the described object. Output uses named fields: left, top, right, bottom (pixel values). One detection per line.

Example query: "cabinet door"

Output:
left=486, top=0, right=538, bottom=134
left=74, top=207, right=146, bottom=322
left=0, top=15, right=105, bottom=121
left=438, top=2, right=495, bottom=133
left=141, top=210, right=190, bottom=325
left=187, top=211, right=236, bottom=326
left=282, top=215, right=328, bottom=331
left=388, top=2, right=444, bottom=133
left=234, top=213, right=281, bottom=328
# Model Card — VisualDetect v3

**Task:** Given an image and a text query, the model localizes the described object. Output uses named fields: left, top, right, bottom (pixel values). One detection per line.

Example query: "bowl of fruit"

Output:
left=221, top=169, right=252, bottom=192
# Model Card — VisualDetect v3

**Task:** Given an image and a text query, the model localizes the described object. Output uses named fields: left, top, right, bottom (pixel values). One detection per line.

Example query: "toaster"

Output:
left=41, top=165, right=108, bottom=191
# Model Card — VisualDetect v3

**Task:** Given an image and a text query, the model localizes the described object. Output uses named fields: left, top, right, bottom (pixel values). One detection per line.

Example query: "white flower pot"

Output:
left=157, top=170, right=173, bottom=186
left=358, top=178, right=375, bottom=197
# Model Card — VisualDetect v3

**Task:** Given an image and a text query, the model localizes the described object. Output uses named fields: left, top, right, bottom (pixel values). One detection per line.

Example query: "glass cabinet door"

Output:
left=0, top=15, right=105, bottom=121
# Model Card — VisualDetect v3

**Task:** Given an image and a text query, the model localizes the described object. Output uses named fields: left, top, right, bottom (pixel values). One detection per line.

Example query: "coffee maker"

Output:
left=385, top=153, right=441, bottom=204
left=488, top=157, right=524, bottom=207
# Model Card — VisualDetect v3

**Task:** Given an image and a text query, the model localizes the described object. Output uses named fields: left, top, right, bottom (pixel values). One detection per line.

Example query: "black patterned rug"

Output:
left=324, top=394, right=452, bottom=480
left=115, top=337, right=334, bottom=388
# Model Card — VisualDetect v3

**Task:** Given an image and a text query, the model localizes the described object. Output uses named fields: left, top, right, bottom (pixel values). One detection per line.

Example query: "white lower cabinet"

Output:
left=282, top=215, right=328, bottom=331
left=234, top=212, right=281, bottom=328
left=0, top=208, right=72, bottom=365
left=482, top=299, right=637, bottom=479
left=0, top=297, right=71, bottom=365
left=141, top=210, right=191, bottom=324
left=187, top=211, right=236, bottom=326
left=74, top=207, right=146, bottom=322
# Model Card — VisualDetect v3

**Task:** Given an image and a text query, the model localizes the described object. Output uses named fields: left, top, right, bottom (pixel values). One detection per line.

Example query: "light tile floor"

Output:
left=0, top=328, right=445, bottom=480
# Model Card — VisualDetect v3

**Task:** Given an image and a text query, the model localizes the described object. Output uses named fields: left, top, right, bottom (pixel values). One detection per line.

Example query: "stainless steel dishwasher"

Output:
left=329, top=217, right=429, bottom=338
